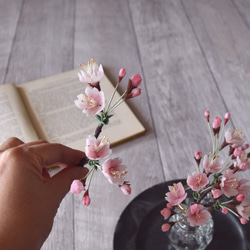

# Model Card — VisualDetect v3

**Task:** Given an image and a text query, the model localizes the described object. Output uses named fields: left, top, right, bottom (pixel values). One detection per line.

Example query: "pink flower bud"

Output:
left=119, top=67, right=126, bottom=82
left=82, top=190, right=91, bottom=206
left=120, top=184, right=131, bottom=195
left=125, top=88, right=141, bottom=100
left=160, top=208, right=171, bottom=220
left=224, top=112, right=230, bottom=125
left=234, top=148, right=244, bottom=157
left=204, top=109, right=210, bottom=122
left=167, top=203, right=173, bottom=209
left=222, top=207, right=228, bottom=214
left=242, top=144, right=249, bottom=150
left=161, top=223, right=171, bottom=232
left=236, top=194, right=245, bottom=202
left=131, top=88, right=141, bottom=98
left=213, top=116, right=222, bottom=129
left=194, top=151, right=202, bottom=160
left=70, top=180, right=85, bottom=195
left=130, top=74, right=142, bottom=87
left=239, top=217, right=248, bottom=224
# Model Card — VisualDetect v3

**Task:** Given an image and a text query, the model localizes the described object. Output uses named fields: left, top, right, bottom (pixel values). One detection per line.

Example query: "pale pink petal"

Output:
left=212, top=189, right=223, bottom=199
left=220, top=169, right=239, bottom=198
left=186, top=204, right=211, bottom=227
left=225, top=128, right=245, bottom=148
left=102, top=157, right=127, bottom=185
left=203, top=155, right=222, bottom=174
left=187, top=172, right=209, bottom=191
left=165, top=182, right=187, bottom=206
left=75, top=87, right=105, bottom=116
left=78, top=59, right=104, bottom=84
left=85, top=135, right=112, bottom=160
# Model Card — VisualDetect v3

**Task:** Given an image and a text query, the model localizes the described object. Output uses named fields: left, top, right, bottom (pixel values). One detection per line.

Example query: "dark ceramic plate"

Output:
left=113, top=179, right=250, bottom=250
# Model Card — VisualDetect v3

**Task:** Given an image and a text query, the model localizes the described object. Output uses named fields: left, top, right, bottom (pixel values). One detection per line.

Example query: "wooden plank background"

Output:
left=0, top=0, right=250, bottom=249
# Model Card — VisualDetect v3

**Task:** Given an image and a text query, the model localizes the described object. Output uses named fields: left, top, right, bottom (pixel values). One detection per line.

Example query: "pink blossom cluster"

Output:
left=71, top=59, right=141, bottom=205
left=161, top=110, right=250, bottom=232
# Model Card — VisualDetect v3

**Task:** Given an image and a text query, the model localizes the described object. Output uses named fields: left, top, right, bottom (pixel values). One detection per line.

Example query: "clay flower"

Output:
left=236, top=199, right=250, bottom=221
left=125, top=74, right=142, bottom=100
left=161, top=110, right=250, bottom=233
left=120, top=183, right=131, bottom=195
left=74, top=87, right=105, bottom=116
left=220, top=169, right=239, bottom=198
left=203, top=154, right=222, bottom=174
left=78, top=58, right=104, bottom=85
left=70, top=180, right=85, bottom=195
left=102, top=157, right=127, bottom=185
left=161, top=208, right=172, bottom=220
left=186, top=204, right=211, bottom=227
left=225, top=128, right=245, bottom=148
left=187, top=172, right=209, bottom=191
left=211, top=189, right=223, bottom=199
left=82, top=190, right=91, bottom=206
left=85, top=135, right=112, bottom=160
left=165, top=182, right=187, bottom=206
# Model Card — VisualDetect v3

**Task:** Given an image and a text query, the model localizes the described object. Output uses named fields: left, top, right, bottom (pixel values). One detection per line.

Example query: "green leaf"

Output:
left=213, top=200, right=221, bottom=211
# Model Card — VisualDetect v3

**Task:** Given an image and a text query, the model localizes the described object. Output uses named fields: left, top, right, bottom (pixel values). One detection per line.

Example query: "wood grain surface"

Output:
left=0, top=0, right=250, bottom=249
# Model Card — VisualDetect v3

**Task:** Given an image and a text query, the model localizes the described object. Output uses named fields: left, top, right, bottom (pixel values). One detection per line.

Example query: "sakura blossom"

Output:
left=186, top=204, right=211, bottom=227
left=78, top=58, right=104, bottom=85
left=85, top=135, right=112, bottom=160
left=220, top=169, right=239, bottom=198
left=235, top=153, right=250, bottom=170
left=161, top=110, right=250, bottom=233
left=102, top=157, right=127, bottom=185
left=165, top=182, right=187, bottom=206
left=74, top=87, right=105, bottom=116
left=70, top=180, right=85, bottom=195
left=225, top=128, right=245, bottom=148
left=236, top=199, right=250, bottom=220
left=187, top=172, right=209, bottom=191
left=203, top=154, right=222, bottom=174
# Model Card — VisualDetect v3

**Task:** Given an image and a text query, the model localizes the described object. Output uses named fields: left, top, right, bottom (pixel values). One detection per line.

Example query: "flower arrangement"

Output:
left=161, top=110, right=250, bottom=232
left=70, top=59, right=142, bottom=205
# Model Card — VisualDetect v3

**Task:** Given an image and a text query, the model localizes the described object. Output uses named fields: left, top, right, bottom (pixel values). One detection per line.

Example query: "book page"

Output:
left=18, top=68, right=145, bottom=150
left=0, top=84, right=39, bottom=144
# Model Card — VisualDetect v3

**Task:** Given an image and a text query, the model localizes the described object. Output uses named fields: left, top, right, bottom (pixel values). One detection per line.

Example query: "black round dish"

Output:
left=113, top=179, right=250, bottom=250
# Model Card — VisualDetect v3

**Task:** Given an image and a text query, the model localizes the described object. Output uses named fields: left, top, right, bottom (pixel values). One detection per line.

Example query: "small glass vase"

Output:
left=167, top=210, right=214, bottom=250
left=167, top=190, right=214, bottom=250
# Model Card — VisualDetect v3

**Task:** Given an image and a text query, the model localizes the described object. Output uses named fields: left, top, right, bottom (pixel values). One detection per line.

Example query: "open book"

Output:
left=0, top=68, right=145, bottom=149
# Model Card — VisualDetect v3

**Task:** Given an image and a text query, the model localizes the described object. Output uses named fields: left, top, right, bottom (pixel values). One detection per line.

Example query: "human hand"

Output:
left=0, top=137, right=88, bottom=250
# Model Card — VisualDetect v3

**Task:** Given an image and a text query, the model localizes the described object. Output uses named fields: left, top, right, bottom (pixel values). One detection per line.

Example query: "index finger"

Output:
left=25, top=143, right=86, bottom=168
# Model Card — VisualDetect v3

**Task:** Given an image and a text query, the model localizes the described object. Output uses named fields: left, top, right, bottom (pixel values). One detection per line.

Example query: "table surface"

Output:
left=1, top=0, right=250, bottom=249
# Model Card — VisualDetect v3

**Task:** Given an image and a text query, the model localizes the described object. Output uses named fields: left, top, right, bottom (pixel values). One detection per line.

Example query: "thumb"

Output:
left=48, top=166, right=89, bottom=201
